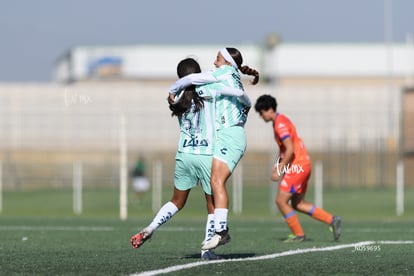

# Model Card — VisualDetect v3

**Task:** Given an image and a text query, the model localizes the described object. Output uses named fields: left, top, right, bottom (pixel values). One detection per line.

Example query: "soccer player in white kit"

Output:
left=131, top=57, right=248, bottom=260
left=169, top=48, right=259, bottom=250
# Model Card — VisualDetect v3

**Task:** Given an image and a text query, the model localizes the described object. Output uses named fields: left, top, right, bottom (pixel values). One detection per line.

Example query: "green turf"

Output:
left=0, top=217, right=413, bottom=275
left=2, top=186, right=413, bottom=220
left=0, top=187, right=413, bottom=275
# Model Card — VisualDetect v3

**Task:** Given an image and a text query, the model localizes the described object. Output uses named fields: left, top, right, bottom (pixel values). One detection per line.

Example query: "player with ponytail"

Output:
left=169, top=47, right=259, bottom=250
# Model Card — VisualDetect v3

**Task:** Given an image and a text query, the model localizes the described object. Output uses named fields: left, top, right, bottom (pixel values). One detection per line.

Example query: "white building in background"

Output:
left=53, top=42, right=414, bottom=86
left=1, top=43, right=413, bottom=153
left=50, top=42, right=414, bottom=151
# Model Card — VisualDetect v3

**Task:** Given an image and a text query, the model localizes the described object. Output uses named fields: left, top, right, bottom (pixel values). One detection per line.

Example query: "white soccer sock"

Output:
left=148, top=201, right=179, bottom=231
left=204, top=214, right=215, bottom=242
left=214, top=208, right=228, bottom=232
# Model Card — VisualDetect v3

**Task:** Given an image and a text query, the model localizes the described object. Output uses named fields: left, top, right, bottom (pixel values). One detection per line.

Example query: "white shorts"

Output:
left=132, top=177, right=150, bottom=192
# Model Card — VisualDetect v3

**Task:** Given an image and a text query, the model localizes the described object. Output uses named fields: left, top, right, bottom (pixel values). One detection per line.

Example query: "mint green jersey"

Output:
left=211, top=65, right=248, bottom=130
left=176, top=90, right=215, bottom=155
left=169, top=65, right=251, bottom=132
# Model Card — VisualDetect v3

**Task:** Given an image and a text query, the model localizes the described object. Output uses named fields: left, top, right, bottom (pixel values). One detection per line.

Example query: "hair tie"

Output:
left=220, top=48, right=238, bottom=69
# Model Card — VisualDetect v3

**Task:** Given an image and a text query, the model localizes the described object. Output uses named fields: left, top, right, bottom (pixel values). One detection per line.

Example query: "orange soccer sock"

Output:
left=308, top=205, right=333, bottom=225
left=284, top=211, right=305, bottom=237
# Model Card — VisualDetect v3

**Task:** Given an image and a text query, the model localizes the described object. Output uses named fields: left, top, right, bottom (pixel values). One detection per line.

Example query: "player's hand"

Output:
left=167, top=94, right=175, bottom=104
left=271, top=164, right=281, bottom=181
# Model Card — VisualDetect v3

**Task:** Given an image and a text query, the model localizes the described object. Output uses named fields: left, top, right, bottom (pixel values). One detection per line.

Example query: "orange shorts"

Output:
left=279, top=163, right=311, bottom=194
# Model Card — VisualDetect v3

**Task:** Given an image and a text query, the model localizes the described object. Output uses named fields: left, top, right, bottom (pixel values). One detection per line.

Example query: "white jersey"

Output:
left=169, top=65, right=251, bottom=131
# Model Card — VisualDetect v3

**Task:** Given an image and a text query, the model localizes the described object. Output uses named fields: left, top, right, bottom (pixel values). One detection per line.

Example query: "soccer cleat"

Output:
left=130, top=227, right=153, bottom=249
left=283, top=234, right=306, bottom=243
left=201, top=250, right=223, bottom=260
left=201, top=227, right=231, bottom=250
left=329, top=216, right=341, bottom=241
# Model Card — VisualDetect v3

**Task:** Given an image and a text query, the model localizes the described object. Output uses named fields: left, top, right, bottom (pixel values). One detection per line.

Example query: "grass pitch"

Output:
left=0, top=187, right=413, bottom=275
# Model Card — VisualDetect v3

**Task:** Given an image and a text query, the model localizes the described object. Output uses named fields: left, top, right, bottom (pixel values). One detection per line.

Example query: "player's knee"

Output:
left=291, top=201, right=300, bottom=210
left=275, top=197, right=285, bottom=208
left=210, top=175, right=225, bottom=191
left=293, top=201, right=308, bottom=212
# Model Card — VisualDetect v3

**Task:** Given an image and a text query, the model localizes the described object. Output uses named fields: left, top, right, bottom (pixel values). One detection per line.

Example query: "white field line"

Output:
left=345, top=228, right=414, bottom=233
left=148, top=227, right=289, bottom=232
left=2, top=225, right=411, bottom=233
left=151, top=226, right=414, bottom=233
left=0, top=226, right=114, bottom=231
left=131, top=240, right=414, bottom=276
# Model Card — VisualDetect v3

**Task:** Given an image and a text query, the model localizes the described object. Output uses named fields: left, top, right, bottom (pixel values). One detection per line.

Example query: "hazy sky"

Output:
left=1, top=0, right=413, bottom=82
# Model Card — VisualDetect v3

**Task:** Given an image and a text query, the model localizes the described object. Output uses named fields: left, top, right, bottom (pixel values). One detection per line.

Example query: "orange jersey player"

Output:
left=254, top=94, right=341, bottom=242
left=273, top=112, right=311, bottom=194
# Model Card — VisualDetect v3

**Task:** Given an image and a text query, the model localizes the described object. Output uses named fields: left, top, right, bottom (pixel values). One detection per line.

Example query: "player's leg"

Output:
left=290, top=167, right=341, bottom=241
left=202, top=193, right=215, bottom=244
left=276, top=189, right=305, bottom=242
left=293, top=194, right=341, bottom=241
left=131, top=154, right=196, bottom=249
left=201, top=158, right=232, bottom=250
left=197, top=154, right=216, bottom=246
left=130, top=188, right=190, bottom=249
left=210, top=157, right=231, bottom=220
left=197, top=155, right=223, bottom=259
left=202, top=126, right=246, bottom=250
left=146, top=188, right=190, bottom=232
left=291, top=167, right=333, bottom=225
left=293, top=193, right=333, bottom=225
left=201, top=193, right=222, bottom=260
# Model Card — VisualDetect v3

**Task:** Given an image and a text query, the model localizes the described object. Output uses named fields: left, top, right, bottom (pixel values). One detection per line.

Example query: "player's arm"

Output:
left=218, top=86, right=251, bottom=107
left=280, top=137, right=294, bottom=168
left=271, top=137, right=294, bottom=181
left=168, top=71, right=218, bottom=95
left=239, top=91, right=251, bottom=107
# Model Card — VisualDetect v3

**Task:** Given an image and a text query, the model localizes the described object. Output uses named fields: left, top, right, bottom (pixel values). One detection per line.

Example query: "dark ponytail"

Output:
left=227, top=47, right=260, bottom=85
